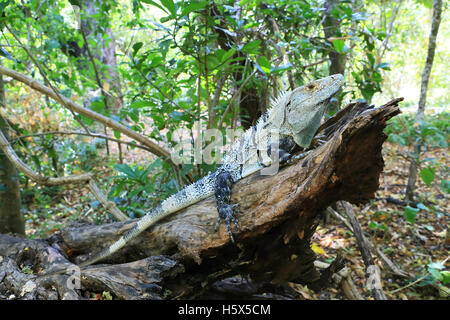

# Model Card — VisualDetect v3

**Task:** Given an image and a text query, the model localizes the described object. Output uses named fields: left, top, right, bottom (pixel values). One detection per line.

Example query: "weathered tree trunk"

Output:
left=405, top=0, right=442, bottom=201
left=0, top=98, right=402, bottom=299
left=0, top=72, right=24, bottom=235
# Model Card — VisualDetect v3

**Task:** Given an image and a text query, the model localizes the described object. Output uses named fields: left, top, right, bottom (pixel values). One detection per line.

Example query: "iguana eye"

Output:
left=305, top=83, right=318, bottom=91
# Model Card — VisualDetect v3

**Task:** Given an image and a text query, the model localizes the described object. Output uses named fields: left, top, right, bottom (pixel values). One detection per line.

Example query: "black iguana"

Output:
left=43, top=74, right=344, bottom=274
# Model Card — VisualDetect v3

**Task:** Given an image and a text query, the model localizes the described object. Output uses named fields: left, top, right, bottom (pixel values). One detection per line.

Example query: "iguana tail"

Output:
left=79, top=172, right=217, bottom=268
left=78, top=207, right=165, bottom=267
left=38, top=208, right=168, bottom=278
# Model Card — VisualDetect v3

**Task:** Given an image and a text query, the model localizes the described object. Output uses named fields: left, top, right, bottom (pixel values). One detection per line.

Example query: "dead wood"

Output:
left=0, top=98, right=402, bottom=299
left=341, top=201, right=387, bottom=300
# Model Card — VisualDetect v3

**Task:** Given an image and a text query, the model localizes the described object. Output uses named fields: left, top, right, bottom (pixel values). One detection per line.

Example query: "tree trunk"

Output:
left=0, top=73, right=24, bottom=235
left=405, top=0, right=442, bottom=201
left=0, top=98, right=403, bottom=299
left=68, top=0, right=123, bottom=114
left=323, top=0, right=347, bottom=113
left=210, top=2, right=269, bottom=129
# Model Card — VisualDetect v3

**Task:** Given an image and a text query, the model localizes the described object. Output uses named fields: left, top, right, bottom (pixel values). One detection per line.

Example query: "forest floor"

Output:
left=21, top=136, right=449, bottom=300
left=305, top=141, right=449, bottom=300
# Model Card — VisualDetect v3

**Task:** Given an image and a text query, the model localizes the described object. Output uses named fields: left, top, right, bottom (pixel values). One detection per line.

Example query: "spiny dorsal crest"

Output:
left=255, top=90, right=291, bottom=128
left=269, top=90, right=290, bottom=110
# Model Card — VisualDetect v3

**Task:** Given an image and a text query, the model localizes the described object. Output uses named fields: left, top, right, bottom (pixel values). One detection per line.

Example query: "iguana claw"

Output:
left=215, top=203, right=240, bottom=242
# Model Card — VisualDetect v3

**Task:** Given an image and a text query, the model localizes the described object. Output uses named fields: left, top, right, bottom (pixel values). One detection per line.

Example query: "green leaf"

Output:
left=419, top=0, right=433, bottom=9
left=403, top=206, right=419, bottom=224
left=221, top=48, right=235, bottom=62
left=420, top=166, right=435, bottom=186
left=428, top=262, right=445, bottom=270
left=114, top=164, right=138, bottom=179
left=181, top=1, right=207, bottom=16
left=271, top=63, right=293, bottom=74
left=160, top=0, right=176, bottom=16
left=372, top=71, right=382, bottom=83
left=132, top=42, right=143, bottom=56
left=127, top=109, right=140, bottom=123
left=256, top=56, right=271, bottom=74
left=368, top=221, right=378, bottom=229
left=79, top=115, right=94, bottom=126
left=139, top=0, right=167, bottom=13
left=148, top=55, right=163, bottom=68
left=332, top=39, right=346, bottom=53
left=440, top=179, right=450, bottom=194
left=241, top=39, right=261, bottom=54
left=130, top=100, right=153, bottom=108
left=367, top=52, right=375, bottom=66
left=91, top=100, right=105, bottom=113
left=152, top=114, right=165, bottom=129
left=441, top=271, right=450, bottom=285
left=428, top=268, right=443, bottom=281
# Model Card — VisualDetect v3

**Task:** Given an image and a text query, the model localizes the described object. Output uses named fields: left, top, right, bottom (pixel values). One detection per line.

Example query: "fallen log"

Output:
left=0, top=98, right=402, bottom=299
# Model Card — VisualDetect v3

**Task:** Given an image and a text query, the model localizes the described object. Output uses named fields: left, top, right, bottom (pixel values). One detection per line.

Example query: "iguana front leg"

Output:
left=214, top=170, right=240, bottom=242
left=267, top=137, right=296, bottom=166
left=309, top=133, right=327, bottom=149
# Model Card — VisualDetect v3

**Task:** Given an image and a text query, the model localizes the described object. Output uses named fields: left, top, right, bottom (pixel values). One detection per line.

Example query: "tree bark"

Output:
left=405, top=0, right=443, bottom=201
left=323, top=0, right=347, bottom=112
left=64, top=0, right=123, bottom=114
left=0, top=72, right=24, bottom=235
left=210, top=2, right=269, bottom=129
left=0, top=98, right=403, bottom=299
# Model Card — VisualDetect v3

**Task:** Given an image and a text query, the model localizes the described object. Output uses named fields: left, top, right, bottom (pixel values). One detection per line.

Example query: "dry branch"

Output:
left=5, top=23, right=92, bottom=134
left=327, top=206, right=409, bottom=278
left=10, top=130, right=154, bottom=153
left=0, top=127, right=128, bottom=222
left=0, top=98, right=403, bottom=299
left=342, top=201, right=387, bottom=300
left=0, top=65, right=171, bottom=162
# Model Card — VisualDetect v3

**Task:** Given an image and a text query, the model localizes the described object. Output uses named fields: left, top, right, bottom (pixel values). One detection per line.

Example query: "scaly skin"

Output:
left=42, top=74, right=344, bottom=275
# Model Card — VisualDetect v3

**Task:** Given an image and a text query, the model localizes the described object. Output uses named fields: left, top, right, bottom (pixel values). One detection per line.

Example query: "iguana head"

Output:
left=279, top=74, right=344, bottom=148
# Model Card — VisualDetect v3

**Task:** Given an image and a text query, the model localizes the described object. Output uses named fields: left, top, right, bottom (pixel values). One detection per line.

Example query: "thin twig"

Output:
left=388, top=255, right=449, bottom=295
left=10, top=130, right=154, bottom=153
left=4, top=24, right=92, bottom=134
left=0, top=65, right=172, bottom=161
left=80, top=26, right=111, bottom=155
left=0, top=126, right=128, bottom=221
left=88, top=179, right=129, bottom=221
left=209, top=73, right=227, bottom=129
left=266, top=15, right=295, bottom=90
left=218, top=56, right=282, bottom=129
left=217, top=68, right=258, bottom=129
left=328, top=206, right=409, bottom=278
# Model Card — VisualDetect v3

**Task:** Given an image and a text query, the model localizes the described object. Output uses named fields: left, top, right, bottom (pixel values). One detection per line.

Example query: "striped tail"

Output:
left=79, top=172, right=217, bottom=268
left=79, top=211, right=162, bottom=267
